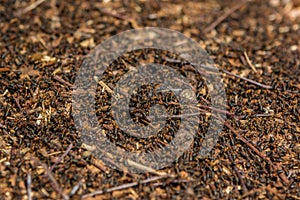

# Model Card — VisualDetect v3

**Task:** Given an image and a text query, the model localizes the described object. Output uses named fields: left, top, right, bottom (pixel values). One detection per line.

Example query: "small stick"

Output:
left=197, top=104, right=236, bottom=117
left=81, top=175, right=169, bottom=199
left=251, top=113, right=274, bottom=117
left=168, top=112, right=203, bottom=119
left=148, top=109, right=209, bottom=124
left=228, top=151, right=248, bottom=193
left=172, top=77, right=196, bottom=91
left=199, top=96, right=210, bottom=105
left=46, top=166, right=69, bottom=200
left=98, top=80, right=113, bottom=93
left=243, top=52, right=257, bottom=73
left=152, top=179, right=189, bottom=187
left=70, top=180, right=82, bottom=196
left=202, top=103, right=244, bottom=120
left=27, top=172, right=32, bottom=200
left=0, top=68, right=10, bottom=72
left=12, top=95, right=22, bottom=111
left=204, top=0, right=252, bottom=33
left=96, top=148, right=129, bottom=173
left=97, top=8, right=128, bottom=21
left=18, top=0, right=47, bottom=15
left=91, top=158, right=110, bottom=174
left=240, top=54, right=248, bottom=66
left=53, top=75, right=74, bottom=88
left=220, top=119, right=289, bottom=185
left=161, top=57, right=212, bottom=76
left=94, top=76, right=113, bottom=93
left=46, top=151, right=62, bottom=157
left=222, top=69, right=272, bottom=89
left=126, top=159, right=167, bottom=176
left=32, top=158, right=69, bottom=200
left=48, top=143, right=73, bottom=173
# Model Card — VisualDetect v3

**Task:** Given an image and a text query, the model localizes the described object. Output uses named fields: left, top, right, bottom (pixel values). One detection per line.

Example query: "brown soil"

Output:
left=0, top=0, right=299, bottom=199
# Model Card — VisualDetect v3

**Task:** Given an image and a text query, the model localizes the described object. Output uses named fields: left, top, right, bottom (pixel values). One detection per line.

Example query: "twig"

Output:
left=198, top=102, right=244, bottom=121
left=46, top=165, right=69, bottom=200
left=70, top=180, right=82, bottom=196
left=97, top=8, right=129, bottom=21
left=27, top=172, right=32, bottom=200
left=161, top=57, right=212, bottom=76
left=152, top=179, right=190, bottom=187
left=91, top=158, right=110, bottom=174
left=243, top=52, right=257, bottom=73
left=53, top=75, right=74, bottom=88
left=12, top=95, right=22, bottom=111
left=0, top=67, right=10, bottom=72
left=48, top=143, right=73, bottom=173
left=219, top=118, right=290, bottom=185
left=46, top=151, right=62, bottom=157
left=18, top=0, right=47, bottom=15
left=168, top=112, right=203, bottom=119
left=96, top=148, right=129, bottom=173
left=197, top=104, right=236, bottom=117
left=227, top=151, right=248, bottom=193
left=222, top=69, right=273, bottom=89
left=204, top=0, right=252, bottom=33
left=32, top=157, right=69, bottom=200
left=250, top=113, right=274, bottom=117
left=98, top=80, right=113, bottom=93
left=93, top=76, right=113, bottom=93
left=239, top=54, right=248, bottom=66
left=81, top=175, right=169, bottom=199
left=126, top=159, right=167, bottom=176
left=161, top=53, right=270, bottom=90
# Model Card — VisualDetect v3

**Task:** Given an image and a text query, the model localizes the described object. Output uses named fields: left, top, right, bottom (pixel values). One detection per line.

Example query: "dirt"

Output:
left=0, top=0, right=299, bottom=199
